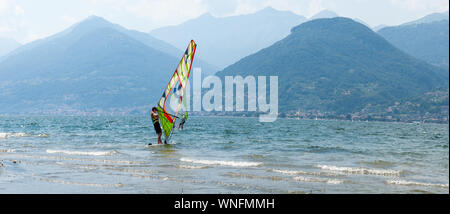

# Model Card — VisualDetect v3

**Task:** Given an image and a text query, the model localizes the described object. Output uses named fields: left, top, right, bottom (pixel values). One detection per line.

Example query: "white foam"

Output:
left=0, top=132, right=30, bottom=139
left=272, top=169, right=320, bottom=176
left=9, top=132, right=29, bottom=137
left=317, top=165, right=401, bottom=176
left=180, top=158, right=262, bottom=167
left=326, top=179, right=344, bottom=185
left=293, top=176, right=343, bottom=184
left=387, top=180, right=449, bottom=188
left=46, top=149, right=117, bottom=156
left=38, top=134, right=49, bottom=138
left=176, top=165, right=208, bottom=169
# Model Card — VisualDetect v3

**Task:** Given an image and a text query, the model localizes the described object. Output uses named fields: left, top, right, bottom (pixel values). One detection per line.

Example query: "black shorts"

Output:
left=153, top=122, right=162, bottom=134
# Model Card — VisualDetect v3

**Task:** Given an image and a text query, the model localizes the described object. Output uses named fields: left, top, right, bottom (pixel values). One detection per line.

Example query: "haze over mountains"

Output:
left=150, top=7, right=307, bottom=69
left=377, top=11, right=449, bottom=69
left=0, top=9, right=448, bottom=122
left=149, top=8, right=394, bottom=70
left=378, top=19, right=449, bottom=69
left=216, top=18, right=448, bottom=120
left=374, top=11, right=448, bottom=31
left=401, top=11, right=449, bottom=26
left=0, top=16, right=214, bottom=114
left=309, top=10, right=338, bottom=19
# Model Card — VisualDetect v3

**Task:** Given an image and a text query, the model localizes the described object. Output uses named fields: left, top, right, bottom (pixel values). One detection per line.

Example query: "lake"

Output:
left=0, top=116, right=448, bottom=194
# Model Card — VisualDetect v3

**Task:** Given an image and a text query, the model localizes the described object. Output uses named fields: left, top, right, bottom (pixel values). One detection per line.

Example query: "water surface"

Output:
left=0, top=116, right=448, bottom=194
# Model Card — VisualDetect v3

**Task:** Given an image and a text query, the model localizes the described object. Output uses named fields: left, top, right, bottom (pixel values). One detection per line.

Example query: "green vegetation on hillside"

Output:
left=217, top=18, right=449, bottom=122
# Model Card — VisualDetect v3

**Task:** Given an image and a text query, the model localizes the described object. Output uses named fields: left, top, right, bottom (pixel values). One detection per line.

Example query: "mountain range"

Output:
left=0, top=16, right=215, bottom=115
left=149, top=8, right=382, bottom=70
left=401, top=11, right=449, bottom=26
left=216, top=18, right=448, bottom=119
left=377, top=12, right=449, bottom=69
left=0, top=11, right=448, bottom=121
left=374, top=11, right=448, bottom=32
left=150, top=7, right=307, bottom=69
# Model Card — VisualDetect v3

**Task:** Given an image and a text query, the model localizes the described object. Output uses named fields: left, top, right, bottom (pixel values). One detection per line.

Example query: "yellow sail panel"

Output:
left=156, top=40, right=197, bottom=140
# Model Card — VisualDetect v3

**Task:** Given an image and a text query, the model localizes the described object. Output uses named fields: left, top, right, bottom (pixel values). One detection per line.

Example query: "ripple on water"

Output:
left=317, top=165, right=402, bottom=177
left=293, top=176, right=344, bottom=185
left=386, top=180, right=449, bottom=188
left=46, top=149, right=118, bottom=156
left=360, top=160, right=396, bottom=168
left=1, top=116, right=448, bottom=194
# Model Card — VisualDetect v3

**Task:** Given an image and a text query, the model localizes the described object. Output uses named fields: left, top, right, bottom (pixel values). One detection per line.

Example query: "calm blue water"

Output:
left=0, top=116, right=448, bottom=194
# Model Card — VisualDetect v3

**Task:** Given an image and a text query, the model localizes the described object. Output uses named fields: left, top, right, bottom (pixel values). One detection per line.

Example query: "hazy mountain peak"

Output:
left=402, top=11, right=449, bottom=26
left=31, top=15, right=121, bottom=46
left=0, top=16, right=117, bottom=58
left=310, top=10, right=339, bottom=19
left=292, top=17, right=365, bottom=33
left=3, top=16, right=178, bottom=66
left=150, top=7, right=307, bottom=69
left=85, top=15, right=105, bottom=20
left=255, top=6, right=302, bottom=18
left=218, top=15, right=448, bottom=115
left=259, top=6, right=277, bottom=13
left=198, top=12, right=214, bottom=19
left=74, top=15, right=117, bottom=30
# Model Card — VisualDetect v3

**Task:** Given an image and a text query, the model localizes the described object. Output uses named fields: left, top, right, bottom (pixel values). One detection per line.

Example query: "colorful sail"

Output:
left=157, top=40, right=196, bottom=142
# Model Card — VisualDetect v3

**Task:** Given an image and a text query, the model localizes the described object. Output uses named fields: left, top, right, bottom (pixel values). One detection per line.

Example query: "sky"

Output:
left=0, top=0, right=449, bottom=44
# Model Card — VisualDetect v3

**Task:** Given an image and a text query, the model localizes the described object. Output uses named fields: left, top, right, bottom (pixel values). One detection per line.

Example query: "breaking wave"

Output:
left=0, top=132, right=30, bottom=139
left=175, top=165, right=209, bottom=169
left=271, top=169, right=321, bottom=176
left=387, top=180, right=449, bottom=188
left=317, top=165, right=401, bottom=176
left=180, top=158, right=262, bottom=167
left=38, top=134, right=49, bottom=138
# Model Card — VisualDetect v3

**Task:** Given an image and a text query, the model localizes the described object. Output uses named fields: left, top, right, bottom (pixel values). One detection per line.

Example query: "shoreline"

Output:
left=0, top=113, right=448, bottom=125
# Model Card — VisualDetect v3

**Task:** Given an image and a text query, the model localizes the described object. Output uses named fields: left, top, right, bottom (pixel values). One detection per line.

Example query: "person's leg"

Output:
left=158, top=133, right=162, bottom=144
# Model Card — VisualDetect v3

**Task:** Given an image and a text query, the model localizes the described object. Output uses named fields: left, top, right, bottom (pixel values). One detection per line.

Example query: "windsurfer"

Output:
left=151, top=107, right=163, bottom=145
left=178, top=114, right=187, bottom=130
